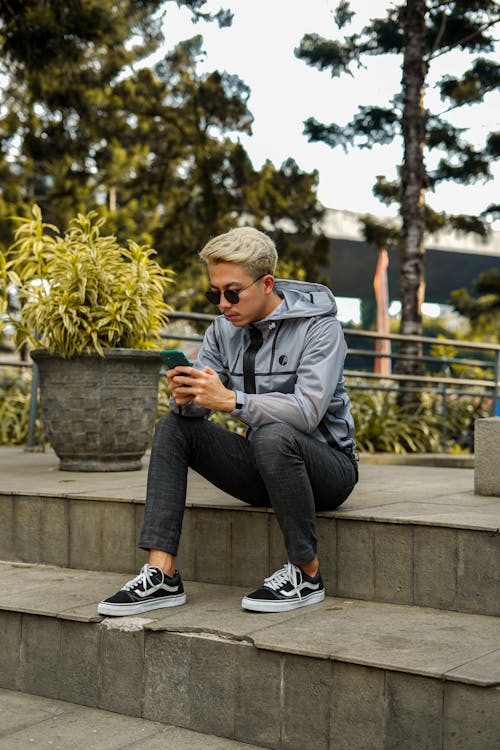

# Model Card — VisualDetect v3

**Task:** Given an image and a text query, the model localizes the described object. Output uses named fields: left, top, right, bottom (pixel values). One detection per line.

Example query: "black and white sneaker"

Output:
left=241, top=562, right=325, bottom=613
left=97, top=564, right=186, bottom=616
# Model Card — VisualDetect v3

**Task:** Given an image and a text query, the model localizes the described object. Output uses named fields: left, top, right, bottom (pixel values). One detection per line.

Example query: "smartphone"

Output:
left=159, top=349, right=192, bottom=369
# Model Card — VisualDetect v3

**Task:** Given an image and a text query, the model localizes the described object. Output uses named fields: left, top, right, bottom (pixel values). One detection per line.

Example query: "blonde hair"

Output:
left=199, top=227, right=278, bottom=276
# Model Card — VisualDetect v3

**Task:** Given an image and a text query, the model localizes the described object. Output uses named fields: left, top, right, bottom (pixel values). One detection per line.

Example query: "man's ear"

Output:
left=264, top=274, right=275, bottom=294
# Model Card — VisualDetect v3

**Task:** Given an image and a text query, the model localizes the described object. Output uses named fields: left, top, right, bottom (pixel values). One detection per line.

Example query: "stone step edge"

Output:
left=2, top=489, right=499, bottom=534
left=1, top=562, right=499, bottom=689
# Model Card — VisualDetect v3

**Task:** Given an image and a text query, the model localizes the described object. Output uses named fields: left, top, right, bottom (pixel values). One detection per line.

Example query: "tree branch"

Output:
left=428, top=11, right=448, bottom=57
left=434, top=82, right=500, bottom=116
left=426, top=16, right=500, bottom=62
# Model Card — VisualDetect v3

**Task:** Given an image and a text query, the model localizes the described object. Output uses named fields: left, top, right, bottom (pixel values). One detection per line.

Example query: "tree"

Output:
left=0, top=0, right=231, bottom=235
left=296, top=0, right=500, bottom=398
left=0, top=1, right=326, bottom=311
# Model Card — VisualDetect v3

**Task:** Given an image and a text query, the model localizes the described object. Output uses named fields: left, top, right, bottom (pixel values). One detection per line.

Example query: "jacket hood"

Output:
left=268, top=278, right=338, bottom=320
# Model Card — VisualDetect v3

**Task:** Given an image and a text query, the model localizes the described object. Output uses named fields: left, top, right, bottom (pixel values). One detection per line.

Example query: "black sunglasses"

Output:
left=205, top=273, right=269, bottom=306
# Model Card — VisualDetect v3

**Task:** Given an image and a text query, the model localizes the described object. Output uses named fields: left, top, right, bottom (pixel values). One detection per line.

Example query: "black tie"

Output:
left=243, top=325, right=263, bottom=394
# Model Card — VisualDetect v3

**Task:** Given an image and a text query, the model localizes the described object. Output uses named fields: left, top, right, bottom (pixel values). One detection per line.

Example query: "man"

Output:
left=98, top=227, right=357, bottom=615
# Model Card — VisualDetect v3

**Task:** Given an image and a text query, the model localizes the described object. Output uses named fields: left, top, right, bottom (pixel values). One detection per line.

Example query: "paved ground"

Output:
left=0, top=445, right=498, bottom=532
left=0, top=689, right=268, bottom=749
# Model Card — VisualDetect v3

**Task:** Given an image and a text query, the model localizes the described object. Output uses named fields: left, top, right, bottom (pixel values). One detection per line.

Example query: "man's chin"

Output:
left=224, top=315, right=244, bottom=326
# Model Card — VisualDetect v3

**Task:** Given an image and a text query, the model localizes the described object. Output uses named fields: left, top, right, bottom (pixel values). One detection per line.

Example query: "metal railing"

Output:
left=1, top=311, right=499, bottom=450
left=342, top=328, right=500, bottom=409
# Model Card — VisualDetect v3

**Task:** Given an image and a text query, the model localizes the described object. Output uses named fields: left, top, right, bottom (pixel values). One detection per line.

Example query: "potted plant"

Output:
left=0, top=205, right=174, bottom=471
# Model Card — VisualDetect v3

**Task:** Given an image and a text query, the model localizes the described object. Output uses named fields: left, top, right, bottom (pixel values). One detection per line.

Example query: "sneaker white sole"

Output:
left=97, top=592, right=187, bottom=616
left=241, top=589, right=325, bottom=613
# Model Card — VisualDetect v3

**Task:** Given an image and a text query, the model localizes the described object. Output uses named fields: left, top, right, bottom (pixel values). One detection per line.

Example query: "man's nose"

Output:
left=218, top=295, right=232, bottom=310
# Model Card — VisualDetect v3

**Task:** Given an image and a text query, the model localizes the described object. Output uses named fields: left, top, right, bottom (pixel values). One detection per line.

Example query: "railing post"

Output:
left=493, top=350, right=500, bottom=416
left=440, top=381, right=447, bottom=451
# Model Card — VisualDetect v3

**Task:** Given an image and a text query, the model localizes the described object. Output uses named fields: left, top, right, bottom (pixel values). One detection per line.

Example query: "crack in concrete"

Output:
left=149, top=626, right=255, bottom=645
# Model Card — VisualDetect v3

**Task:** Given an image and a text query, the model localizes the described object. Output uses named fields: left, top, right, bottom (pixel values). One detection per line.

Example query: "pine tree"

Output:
left=296, top=0, right=500, bottom=394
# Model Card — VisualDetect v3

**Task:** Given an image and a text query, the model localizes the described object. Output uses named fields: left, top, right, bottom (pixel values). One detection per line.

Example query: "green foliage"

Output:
left=0, top=367, right=34, bottom=445
left=350, top=388, right=442, bottom=454
left=2, top=205, right=174, bottom=357
left=305, top=106, right=400, bottom=152
left=350, top=386, right=489, bottom=454
left=442, top=392, right=490, bottom=449
left=450, top=268, right=500, bottom=342
left=157, top=376, right=172, bottom=419
left=361, top=215, right=401, bottom=251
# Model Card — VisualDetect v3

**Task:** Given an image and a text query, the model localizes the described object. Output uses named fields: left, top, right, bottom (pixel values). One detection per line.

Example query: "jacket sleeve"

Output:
left=232, top=317, right=346, bottom=434
left=169, top=320, right=230, bottom=418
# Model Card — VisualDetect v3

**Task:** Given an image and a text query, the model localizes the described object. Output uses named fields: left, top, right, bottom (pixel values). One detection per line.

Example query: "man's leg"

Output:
left=98, top=412, right=269, bottom=616
left=241, top=422, right=357, bottom=613
left=139, top=412, right=270, bottom=559
left=250, top=422, right=357, bottom=566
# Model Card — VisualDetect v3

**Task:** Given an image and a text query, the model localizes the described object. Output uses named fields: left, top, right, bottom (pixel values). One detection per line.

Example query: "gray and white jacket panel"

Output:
left=170, top=279, right=356, bottom=453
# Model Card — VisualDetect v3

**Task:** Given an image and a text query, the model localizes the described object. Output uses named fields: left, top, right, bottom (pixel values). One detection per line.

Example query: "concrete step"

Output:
left=2, top=464, right=500, bottom=617
left=1, top=562, right=499, bottom=750
left=1, top=446, right=500, bottom=616
left=0, top=688, right=269, bottom=749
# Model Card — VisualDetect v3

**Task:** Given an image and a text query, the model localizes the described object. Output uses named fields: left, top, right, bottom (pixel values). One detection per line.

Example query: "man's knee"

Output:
left=154, top=411, right=180, bottom=438
left=251, top=422, right=299, bottom=460
left=153, top=412, right=200, bottom=447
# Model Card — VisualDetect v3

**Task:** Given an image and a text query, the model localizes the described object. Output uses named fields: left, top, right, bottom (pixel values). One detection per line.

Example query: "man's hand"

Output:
left=166, top=366, right=193, bottom=406
left=167, top=366, right=236, bottom=412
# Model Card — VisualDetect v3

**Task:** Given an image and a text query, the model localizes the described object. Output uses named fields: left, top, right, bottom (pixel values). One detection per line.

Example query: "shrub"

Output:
left=350, top=384, right=490, bottom=454
left=351, top=388, right=443, bottom=454
left=0, top=367, right=35, bottom=445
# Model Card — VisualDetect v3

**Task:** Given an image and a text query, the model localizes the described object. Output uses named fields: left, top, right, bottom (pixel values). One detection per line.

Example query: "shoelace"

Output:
left=122, top=564, right=162, bottom=592
left=264, top=562, right=303, bottom=599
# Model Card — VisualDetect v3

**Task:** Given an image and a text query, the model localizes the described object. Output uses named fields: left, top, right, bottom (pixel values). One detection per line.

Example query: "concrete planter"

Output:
left=30, top=349, right=161, bottom=472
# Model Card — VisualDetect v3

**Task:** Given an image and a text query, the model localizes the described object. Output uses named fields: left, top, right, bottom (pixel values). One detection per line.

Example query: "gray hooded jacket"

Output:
left=170, top=279, right=356, bottom=453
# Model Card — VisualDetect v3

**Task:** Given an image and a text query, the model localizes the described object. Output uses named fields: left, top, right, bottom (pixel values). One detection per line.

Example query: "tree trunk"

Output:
left=398, top=0, right=428, bottom=407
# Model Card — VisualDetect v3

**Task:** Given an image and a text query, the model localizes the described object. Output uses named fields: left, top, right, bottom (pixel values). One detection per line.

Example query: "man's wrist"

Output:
left=233, top=391, right=244, bottom=411
left=215, top=389, right=237, bottom=412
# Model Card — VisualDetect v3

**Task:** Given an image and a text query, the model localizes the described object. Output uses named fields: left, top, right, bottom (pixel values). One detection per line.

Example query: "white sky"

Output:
left=160, top=0, right=499, bottom=222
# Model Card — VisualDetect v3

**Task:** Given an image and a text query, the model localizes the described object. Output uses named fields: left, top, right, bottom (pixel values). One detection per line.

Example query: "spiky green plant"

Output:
left=351, top=387, right=443, bottom=454
left=2, top=205, right=174, bottom=357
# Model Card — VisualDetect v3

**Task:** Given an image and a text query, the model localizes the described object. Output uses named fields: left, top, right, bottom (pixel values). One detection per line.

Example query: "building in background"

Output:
left=322, top=209, right=500, bottom=313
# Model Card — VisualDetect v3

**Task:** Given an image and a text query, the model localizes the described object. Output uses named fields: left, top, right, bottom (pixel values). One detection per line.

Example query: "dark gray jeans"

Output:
left=139, top=413, right=358, bottom=565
